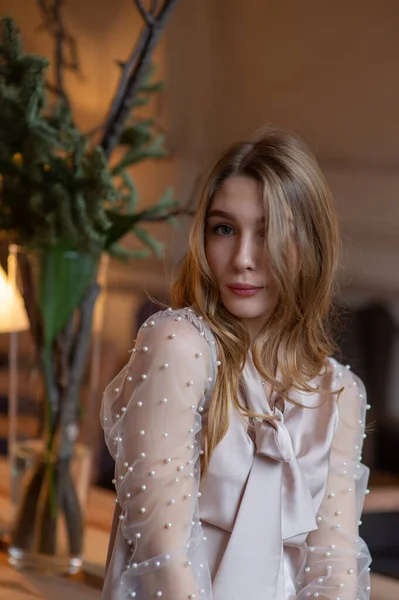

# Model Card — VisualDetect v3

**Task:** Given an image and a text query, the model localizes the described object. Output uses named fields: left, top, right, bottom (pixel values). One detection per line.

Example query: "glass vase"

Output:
left=6, top=244, right=108, bottom=574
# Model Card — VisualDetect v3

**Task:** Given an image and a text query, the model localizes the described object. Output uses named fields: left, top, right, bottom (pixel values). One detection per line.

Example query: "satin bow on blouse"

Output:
left=202, top=357, right=320, bottom=600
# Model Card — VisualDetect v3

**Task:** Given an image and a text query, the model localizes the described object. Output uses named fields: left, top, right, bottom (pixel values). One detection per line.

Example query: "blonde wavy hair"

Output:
left=170, top=127, right=340, bottom=473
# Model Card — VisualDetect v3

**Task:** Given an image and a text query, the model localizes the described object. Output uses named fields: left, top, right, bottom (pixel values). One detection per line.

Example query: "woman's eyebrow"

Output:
left=207, top=209, right=265, bottom=224
left=207, top=209, right=236, bottom=220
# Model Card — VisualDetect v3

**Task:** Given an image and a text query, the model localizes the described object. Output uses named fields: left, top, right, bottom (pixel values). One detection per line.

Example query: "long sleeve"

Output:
left=101, top=309, right=215, bottom=600
left=297, top=362, right=372, bottom=600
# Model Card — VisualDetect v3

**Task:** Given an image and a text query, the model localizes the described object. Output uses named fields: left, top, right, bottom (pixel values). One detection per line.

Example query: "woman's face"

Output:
left=205, top=175, right=279, bottom=336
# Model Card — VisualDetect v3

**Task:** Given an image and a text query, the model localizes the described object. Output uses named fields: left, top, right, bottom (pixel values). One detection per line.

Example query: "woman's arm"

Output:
left=101, top=312, right=214, bottom=600
left=297, top=364, right=372, bottom=600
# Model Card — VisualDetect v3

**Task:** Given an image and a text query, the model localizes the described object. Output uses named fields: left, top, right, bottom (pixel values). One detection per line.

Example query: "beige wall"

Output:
left=165, top=0, right=399, bottom=304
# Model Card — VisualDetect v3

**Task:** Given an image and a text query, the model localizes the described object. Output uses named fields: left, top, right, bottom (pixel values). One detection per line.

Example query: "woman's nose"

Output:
left=232, top=234, right=257, bottom=271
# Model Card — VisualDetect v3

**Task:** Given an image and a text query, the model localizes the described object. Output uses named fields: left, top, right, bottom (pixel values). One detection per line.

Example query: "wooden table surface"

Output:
left=1, top=459, right=399, bottom=598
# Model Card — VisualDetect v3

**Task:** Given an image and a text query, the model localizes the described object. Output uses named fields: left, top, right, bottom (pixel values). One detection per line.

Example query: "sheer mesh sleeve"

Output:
left=297, top=361, right=372, bottom=600
left=101, top=309, right=215, bottom=600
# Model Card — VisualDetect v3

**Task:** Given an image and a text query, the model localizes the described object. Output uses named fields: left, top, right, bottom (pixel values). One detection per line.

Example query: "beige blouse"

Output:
left=101, top=308, right=371, bottom=600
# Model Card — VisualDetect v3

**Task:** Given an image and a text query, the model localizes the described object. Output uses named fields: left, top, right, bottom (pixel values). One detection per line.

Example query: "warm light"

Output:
left=0, top=265, right=29, bottom=333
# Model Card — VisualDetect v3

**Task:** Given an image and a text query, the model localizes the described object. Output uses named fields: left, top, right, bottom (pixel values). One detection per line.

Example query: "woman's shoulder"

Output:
left=324, top=356, right=369, bottom=416
left=137, top=306, right=217, bottom=357
left=325, top=356, right=365, bottom=389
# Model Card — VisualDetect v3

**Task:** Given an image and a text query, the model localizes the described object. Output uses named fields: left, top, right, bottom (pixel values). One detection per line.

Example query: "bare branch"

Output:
left=53, top=0, right=67, bottom=105
left=136, top=207, right=194, bottom=222
left=150, top=0, right=160, bottom=14
left=36, top=0, right=81, bottom=105
left=102, top=29, right=150, bottom=138
left=83, top=123, right=105, bottom=138
left=45, top=81, right=60, bottom=96
left=134, top=0, right=155, bottom=25
left=101, top=0, right=179, bottom=159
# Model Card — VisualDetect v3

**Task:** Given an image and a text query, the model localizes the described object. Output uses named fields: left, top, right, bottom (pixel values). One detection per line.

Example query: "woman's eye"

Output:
left=213, top=224, right=234, bottom=236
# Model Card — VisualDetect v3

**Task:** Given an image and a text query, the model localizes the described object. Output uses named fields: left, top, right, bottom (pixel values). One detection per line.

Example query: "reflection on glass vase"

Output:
left=7, top=244, right=108, bottom=574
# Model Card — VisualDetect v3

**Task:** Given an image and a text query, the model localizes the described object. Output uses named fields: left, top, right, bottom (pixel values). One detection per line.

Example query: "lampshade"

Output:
left=0, top=264, right=29, bottom=333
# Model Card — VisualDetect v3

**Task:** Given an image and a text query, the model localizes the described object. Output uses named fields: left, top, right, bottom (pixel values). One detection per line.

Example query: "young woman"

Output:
left=101, top=128, right=371, bottom=600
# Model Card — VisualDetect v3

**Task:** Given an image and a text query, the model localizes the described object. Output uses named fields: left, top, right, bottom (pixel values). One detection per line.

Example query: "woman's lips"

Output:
left=227, top=285, right=263, bottom=297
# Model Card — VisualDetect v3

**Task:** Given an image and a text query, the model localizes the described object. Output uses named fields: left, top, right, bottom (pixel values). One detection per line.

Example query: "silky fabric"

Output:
left=101, top=308, right=371, bottom=600
left=200, top=353, right=336, bottom=600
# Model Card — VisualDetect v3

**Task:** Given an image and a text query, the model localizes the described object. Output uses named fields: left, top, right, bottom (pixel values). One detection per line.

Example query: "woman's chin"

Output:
left=222, top=298, right=270, bottom=322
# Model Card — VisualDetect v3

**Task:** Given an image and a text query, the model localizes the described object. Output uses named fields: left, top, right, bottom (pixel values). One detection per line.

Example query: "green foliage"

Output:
left=38, top=247, right=99, bottom=347
left=0, top=16, right=177, bottom=262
